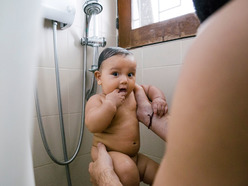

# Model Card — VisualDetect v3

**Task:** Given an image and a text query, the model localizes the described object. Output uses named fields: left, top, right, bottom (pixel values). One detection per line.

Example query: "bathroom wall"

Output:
left=32, top=0, right=117, bottom=186
left=1, top=0, right=41, bottom=185
left=32, top=0, right=195, bottom=185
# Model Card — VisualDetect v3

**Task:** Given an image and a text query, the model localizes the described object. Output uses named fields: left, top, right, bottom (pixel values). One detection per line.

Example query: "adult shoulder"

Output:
left=154, top=0, right=248, bottom=185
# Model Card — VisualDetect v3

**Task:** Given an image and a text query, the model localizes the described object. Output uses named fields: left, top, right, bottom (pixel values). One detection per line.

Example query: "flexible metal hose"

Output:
left=35, top=21, right=86, bottom=166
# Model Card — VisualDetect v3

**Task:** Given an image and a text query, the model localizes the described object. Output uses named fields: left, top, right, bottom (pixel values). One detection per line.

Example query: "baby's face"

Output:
left=98, top=55, right=137, bottom=96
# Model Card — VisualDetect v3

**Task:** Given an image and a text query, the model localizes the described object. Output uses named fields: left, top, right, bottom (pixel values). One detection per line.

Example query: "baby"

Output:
left=85, top=47, right=167, bottom=185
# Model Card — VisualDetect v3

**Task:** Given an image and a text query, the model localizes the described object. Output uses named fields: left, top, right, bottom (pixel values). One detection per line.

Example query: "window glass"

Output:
left=131, top=0, right=195, bottom=29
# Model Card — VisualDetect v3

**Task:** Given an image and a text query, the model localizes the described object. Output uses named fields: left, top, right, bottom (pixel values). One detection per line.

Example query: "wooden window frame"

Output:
left=118, top=0, right=200, bottom=49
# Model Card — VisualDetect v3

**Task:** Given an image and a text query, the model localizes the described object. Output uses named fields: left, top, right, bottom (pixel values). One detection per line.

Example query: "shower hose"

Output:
left=34, top=21, right=86, bottom=166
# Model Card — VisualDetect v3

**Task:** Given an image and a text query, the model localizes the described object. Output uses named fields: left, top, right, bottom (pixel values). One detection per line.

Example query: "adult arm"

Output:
left=154, top=0, right=248, bottom=185
left=148, top=113, right=169, bottom=142
left=134, top=84, right=169, bottom=141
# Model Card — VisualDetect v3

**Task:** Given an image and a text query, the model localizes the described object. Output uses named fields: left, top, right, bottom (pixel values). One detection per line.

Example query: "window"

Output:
left=118, top=0, right=200, bottom=49
left=131, top=0, right=195, bottom=29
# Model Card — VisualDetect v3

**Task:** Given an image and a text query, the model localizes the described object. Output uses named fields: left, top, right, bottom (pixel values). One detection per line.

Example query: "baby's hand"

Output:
left=152, top=97, right=168, bottom=117
left=105, top=89, right=126, bottom=108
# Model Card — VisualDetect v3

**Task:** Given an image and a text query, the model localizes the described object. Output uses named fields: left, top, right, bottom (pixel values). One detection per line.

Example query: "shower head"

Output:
left=83, top=0, right=103, bottom=15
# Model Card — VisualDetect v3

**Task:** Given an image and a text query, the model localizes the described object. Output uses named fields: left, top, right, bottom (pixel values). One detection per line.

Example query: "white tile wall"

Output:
left=32, top=0, right=195, bottom=185
left=32, top=118, right=51, bottom=167
left=143, top=40, right=182, bottom=68
left=70, top=154, right=92, bottom=186
left=67, top=69, right=83, bottom=113
left=37, top=68, right=69, bottom=115
left=143, top=65, right=182, bottom=107
left=34, top=163, right=68, bottom=186
left=32, top=0, right=117, bottom=186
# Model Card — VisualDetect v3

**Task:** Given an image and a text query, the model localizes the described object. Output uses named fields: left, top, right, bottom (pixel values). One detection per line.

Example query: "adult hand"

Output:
left=89, top=143, right=122, bottom=186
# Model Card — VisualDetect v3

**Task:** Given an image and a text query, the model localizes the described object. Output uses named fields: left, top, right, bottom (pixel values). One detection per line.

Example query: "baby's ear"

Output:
left=94, top=71, right=102, bottom=85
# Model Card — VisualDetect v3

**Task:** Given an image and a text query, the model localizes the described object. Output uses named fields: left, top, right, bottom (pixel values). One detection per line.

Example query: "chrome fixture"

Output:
left=81, top=0, right=106, bottom=100
left=81, top=36, right=106, bottom=47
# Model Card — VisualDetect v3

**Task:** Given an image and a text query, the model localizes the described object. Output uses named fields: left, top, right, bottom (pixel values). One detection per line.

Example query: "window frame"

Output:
left=118, top=0, right=200, bottom=49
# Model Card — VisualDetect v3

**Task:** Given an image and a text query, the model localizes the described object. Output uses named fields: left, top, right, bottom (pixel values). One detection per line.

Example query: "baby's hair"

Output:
left=98, top=47, right=133, bottom=70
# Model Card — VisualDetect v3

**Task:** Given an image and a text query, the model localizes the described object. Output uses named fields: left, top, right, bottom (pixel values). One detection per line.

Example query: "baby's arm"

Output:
left=139, top=84, right=168, bottom=117
left=85, top=89, right=126, bottom=133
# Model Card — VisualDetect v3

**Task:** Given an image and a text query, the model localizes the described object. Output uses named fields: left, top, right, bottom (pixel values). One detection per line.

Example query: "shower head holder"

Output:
left=81, top=36, right=106, bottom=47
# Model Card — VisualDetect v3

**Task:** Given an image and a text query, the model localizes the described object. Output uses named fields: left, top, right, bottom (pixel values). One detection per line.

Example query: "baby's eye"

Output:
left=112, top=72, right=119, bottom=76
left=128, top=73, right=134, bottom=77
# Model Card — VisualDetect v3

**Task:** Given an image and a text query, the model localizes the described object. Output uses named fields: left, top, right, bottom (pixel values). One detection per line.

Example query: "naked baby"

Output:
left=85, top=47, right=167, bottom=185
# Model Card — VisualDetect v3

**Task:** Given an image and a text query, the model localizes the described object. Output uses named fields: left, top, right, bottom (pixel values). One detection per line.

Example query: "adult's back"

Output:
left=154, top=0, right=248, bottom=185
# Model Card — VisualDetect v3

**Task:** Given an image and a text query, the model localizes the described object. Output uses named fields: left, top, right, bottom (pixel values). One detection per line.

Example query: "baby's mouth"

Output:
left=118, top=88, right=127, bottom=93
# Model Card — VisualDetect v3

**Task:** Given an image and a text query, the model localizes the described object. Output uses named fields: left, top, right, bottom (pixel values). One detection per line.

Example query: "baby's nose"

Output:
left=120, top=75, right=128, bottom=83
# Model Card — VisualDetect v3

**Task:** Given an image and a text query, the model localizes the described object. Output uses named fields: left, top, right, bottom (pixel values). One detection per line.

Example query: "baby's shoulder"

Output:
left=87, top=93, right=105, bottom=103
left=86, top=94, right=106, bottom=109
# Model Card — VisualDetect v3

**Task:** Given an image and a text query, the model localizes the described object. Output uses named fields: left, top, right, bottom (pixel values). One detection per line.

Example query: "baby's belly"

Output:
left=93, top=124, right=140, bottom=157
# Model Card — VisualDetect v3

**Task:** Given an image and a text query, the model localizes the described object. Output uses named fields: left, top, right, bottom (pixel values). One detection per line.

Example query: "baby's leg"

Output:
left=91, top=146, right=140, bottom=186
left=136, top=153, right=159, bottom=185
left=109, top=151, right=140, bottom=186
